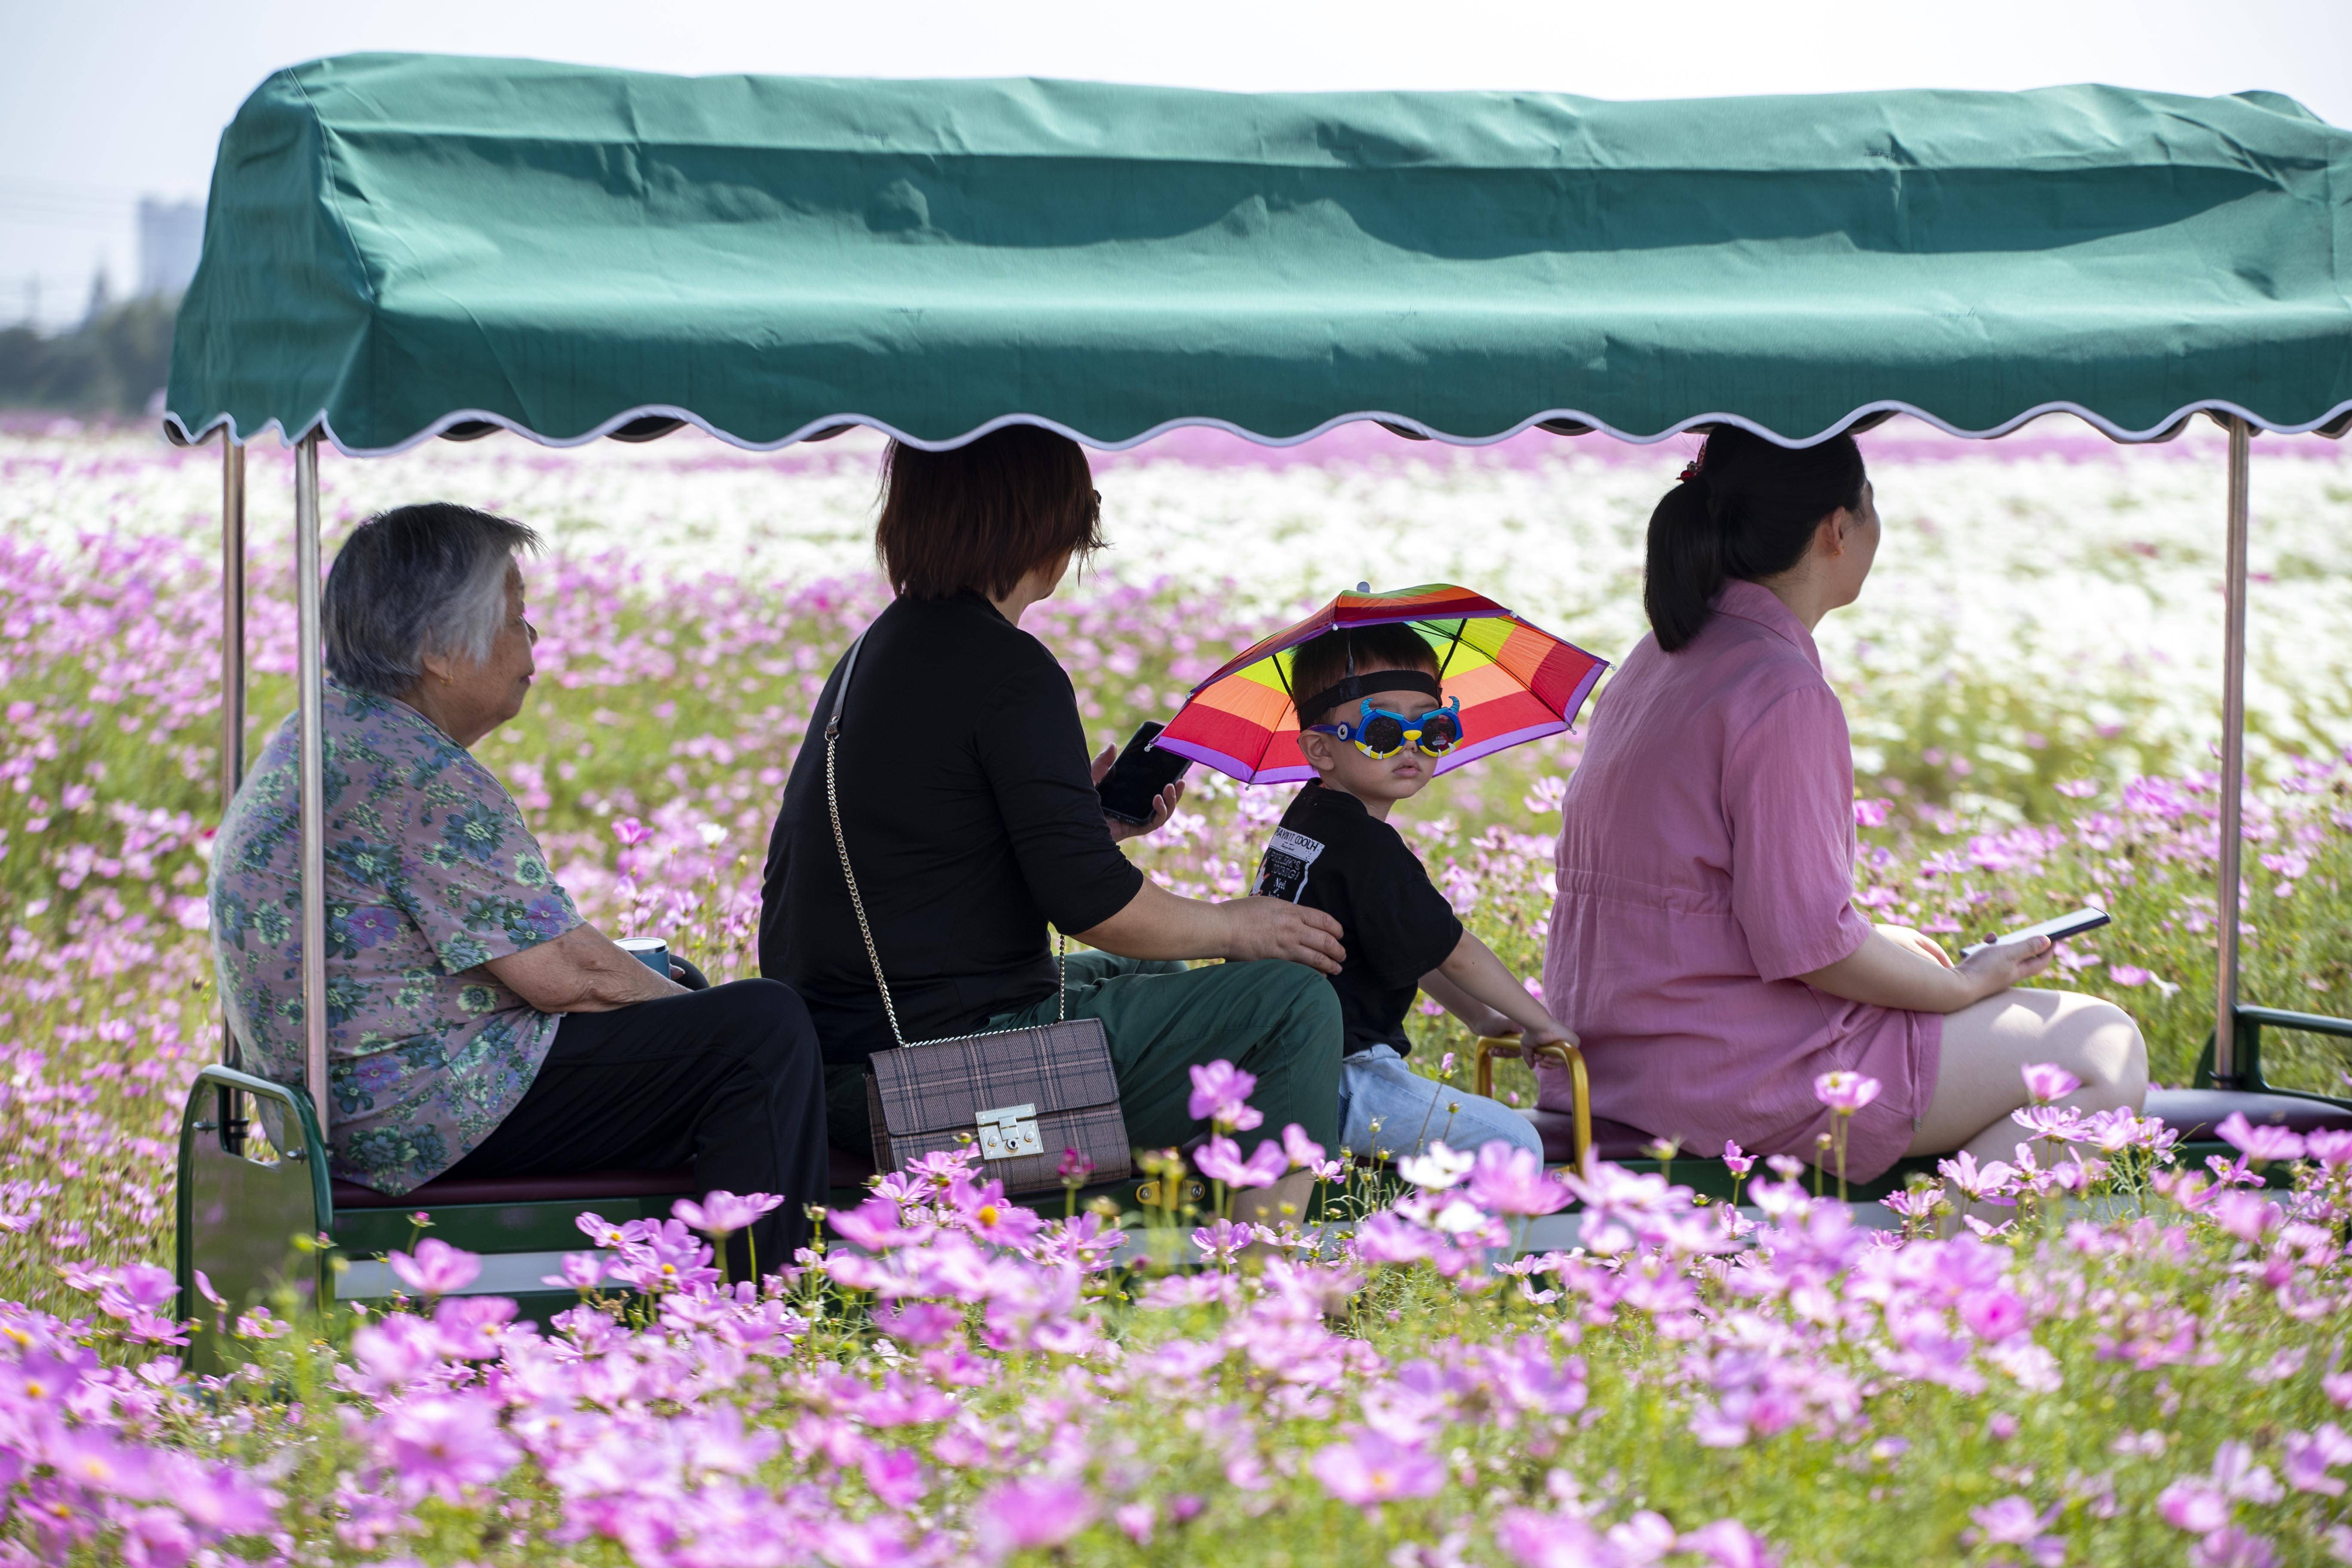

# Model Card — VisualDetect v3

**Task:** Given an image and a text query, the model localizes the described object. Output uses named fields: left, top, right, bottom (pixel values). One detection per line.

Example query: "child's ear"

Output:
left=1295, top=728, right=1340, bottom=773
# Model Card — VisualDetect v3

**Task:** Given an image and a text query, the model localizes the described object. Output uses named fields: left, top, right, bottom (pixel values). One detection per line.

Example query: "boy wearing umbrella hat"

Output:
left=1251, top=623, right=1569, bottom=1163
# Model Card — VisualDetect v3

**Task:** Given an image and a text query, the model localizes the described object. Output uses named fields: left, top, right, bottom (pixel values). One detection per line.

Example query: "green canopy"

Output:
left=166, top=54, right=2352, bottom=455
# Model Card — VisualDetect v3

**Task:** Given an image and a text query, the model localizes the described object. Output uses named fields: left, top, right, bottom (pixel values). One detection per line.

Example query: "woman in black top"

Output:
left=760, top=427, right=1347, bottom=1220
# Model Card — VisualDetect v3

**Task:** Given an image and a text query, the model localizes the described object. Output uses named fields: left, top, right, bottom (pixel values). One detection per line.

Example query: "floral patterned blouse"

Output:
left=209, top=682, right=581, bottom=1194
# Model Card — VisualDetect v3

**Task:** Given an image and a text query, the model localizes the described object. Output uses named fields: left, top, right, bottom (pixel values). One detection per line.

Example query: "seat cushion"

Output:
left=2144, top=1087, right=2352, bottom=1140
left=1520, top=1109, right=1656, bottom=1165
left=332, top=1167, right=695, bottom=1210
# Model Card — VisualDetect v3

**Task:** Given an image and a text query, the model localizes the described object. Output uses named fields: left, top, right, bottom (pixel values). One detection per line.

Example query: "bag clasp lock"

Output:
left=974, top=1103, right=1044, bottom=1161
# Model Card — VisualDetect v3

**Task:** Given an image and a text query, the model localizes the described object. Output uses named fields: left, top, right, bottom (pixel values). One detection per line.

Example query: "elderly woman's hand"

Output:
left=486, top=925, right=686, bottom=1013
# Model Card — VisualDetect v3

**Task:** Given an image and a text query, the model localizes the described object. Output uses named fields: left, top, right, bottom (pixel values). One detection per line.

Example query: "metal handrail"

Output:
left=1473, top=1035, right=1591, bottom=1168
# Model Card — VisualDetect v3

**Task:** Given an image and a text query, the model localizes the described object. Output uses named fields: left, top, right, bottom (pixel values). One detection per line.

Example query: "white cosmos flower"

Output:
left=1397, top=1141, right=1475, bottom=1191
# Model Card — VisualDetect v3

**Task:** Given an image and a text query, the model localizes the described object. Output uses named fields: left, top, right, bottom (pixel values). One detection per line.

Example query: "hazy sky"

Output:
left=5, top=0, right=2347, bottom=327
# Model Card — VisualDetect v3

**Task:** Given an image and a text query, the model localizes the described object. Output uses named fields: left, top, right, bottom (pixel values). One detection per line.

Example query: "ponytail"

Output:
left=1642, top=478, right=1726, bottom=654
left=1642, top=426, right=1866, bottom=653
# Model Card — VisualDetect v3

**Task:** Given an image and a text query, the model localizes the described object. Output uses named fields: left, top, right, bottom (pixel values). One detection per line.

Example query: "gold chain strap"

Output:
left=822, top=642, right=1065, bottom=1050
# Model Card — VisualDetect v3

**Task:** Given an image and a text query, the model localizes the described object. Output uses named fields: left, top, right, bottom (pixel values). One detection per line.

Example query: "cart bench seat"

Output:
left=331, top=1148, right=876, bottom=1212
left=2135, top=1087, right=2352, bottom=1139
left=1519, top=1087, right=2352, bottom=1171
left=331, top=1169, right=695, bottom=1208
left=1519, top=1111, right=1654, bottom=1164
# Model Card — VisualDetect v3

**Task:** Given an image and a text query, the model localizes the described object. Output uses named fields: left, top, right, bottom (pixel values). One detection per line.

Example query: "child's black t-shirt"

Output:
left=1251, top=781, right=1464, bottom=1057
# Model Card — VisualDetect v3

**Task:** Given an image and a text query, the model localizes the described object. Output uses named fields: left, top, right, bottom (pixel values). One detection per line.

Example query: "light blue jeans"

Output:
left=1338, top=1044, right=1544, bottom=1161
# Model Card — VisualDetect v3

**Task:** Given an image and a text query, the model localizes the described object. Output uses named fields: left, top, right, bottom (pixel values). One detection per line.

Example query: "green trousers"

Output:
left=825, top=956, right=1343, bottom=1160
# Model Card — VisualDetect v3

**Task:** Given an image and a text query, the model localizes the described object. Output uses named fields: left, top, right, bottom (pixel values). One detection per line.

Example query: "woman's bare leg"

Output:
left=1904, top=989, right=2148, bottom=1170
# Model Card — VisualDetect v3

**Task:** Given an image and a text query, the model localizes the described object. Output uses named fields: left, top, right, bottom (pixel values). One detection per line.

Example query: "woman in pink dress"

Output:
left=1541, top=427, right=2146, bottom=1182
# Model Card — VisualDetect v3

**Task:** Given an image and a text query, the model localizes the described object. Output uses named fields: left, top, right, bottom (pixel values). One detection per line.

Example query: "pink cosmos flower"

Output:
left=2019, top=1062, right=2081, bottom=1103
left=1880, top=1186, right=1944, bottom=1222
left=2189, top=1527, right=2279, bottom=1568
left=2209, top=1190, right=2283, bottom=1244
left=1466, top=1143, right=1572, bottom=1217
left=429, top=1296, right=515, bottom=1360
left=1959, top=1290, right=2030, bottom=1342
left=1813, top=1071, right=1882, bottom=1114
left=2107, top=963, right=2153, bottom=987
left=970, top=1476, right=1095, bottom=1556
left=2215, top=1112, right=2307, bottom=1164
left=2211, top=1441, right=2285, bottom=1504
left=1188, top=1060, right=1265, bottom=1131
left=1938, top=1151, right=2018, bottom=1204
left=122, top=1505, right=194, bottom=1566
left=673, top=1190, right=784, bottom=1235
left=852, top=1372, right=959, bottom=1427
left=1679, top=1518, right=1781, bottom=1568
left=1114, top=1501, right=1155, bottom=1544
left=375, top=1396, right=521, bottom=1502
left=43, top=1425, right=156, bottom=1498
left=1496, top=1507, right=1612, bottom=1568
left=1056, top=1147, right=1095, bottom=1183
left=1969, top=1494, right=2055, bottom=1545
left=827, top=1197, right=916, bottom=1252
left=1191, top=1218, right=1262, bottom=1265
left=952, top=1181, right=1044, bottom=1246
left=2157, top=1478, right=2230, bottom=1534
left=870, top=1301, right=963, bottom=1346
left=387, top=1237, right=481, bottom=1298
left=2304, top=1128, right=2352, bottom=1169
left=861, top=1446, right=927, bottom=1508
left=75, top=1261, right=176, bottom=1323
left=541, top=1251, right=606, bottom=1292
left=2284, top=1424, right=2352, bottom=1495
left=1194, top=1135, right=1286, bottom=1190
left=1721, top=1140, right=1755, bottom=1177
left=1281, top=1122, right=1328, bottom=1170
left=1309, top=1430, right=1445, bottom=1508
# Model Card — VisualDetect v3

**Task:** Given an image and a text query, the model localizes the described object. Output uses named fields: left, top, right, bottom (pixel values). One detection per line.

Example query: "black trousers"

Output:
left=443, top=979, right=827, bottom=1276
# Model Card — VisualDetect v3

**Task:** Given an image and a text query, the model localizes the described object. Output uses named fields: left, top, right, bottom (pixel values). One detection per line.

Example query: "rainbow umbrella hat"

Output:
left=1158, top=584, right=1610, bottom=784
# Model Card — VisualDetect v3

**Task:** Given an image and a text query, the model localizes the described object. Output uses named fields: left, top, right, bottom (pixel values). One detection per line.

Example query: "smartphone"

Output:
left=1097, top=721, right=1191, bottom=825
left=1960, top=904, right=2112, bottom=959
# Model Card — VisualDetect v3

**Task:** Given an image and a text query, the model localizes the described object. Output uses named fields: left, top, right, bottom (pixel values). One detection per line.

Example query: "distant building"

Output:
left=137, top=198, right=205, bottom=299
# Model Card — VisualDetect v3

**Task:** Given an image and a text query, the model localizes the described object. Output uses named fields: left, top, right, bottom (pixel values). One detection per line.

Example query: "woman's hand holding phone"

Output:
left=1091, top=742, right=1186, bottom=843
left=1956, top=934, right=2056, bottom=1000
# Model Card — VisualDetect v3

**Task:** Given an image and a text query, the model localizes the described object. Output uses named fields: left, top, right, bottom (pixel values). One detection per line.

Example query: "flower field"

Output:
left=5, top=416, right=2352, bottom=1565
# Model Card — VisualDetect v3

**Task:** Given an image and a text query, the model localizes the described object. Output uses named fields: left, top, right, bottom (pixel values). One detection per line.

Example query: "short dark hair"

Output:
left=875, top=426, right=1104, bottom=601
left=1287, top=623, right=1439, bottom=727
left=324, top=502, right=539, bottom=697
left=1645, top=426, right=1866, bottom=653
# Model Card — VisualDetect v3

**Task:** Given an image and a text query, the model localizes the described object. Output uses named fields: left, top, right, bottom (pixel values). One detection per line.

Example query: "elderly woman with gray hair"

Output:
left=208, top=502, right=827, bottom=1271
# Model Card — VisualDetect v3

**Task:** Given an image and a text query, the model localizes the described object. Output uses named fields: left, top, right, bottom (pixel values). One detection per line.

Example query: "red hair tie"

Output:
left=1677, top=460, right=1702, bottom=483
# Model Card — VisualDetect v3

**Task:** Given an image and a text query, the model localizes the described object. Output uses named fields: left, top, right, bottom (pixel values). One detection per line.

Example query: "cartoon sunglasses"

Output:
left=1307, top=696, right=1467, bottom=759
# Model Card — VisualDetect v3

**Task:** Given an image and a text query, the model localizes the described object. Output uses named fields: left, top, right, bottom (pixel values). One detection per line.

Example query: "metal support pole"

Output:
left=219, top=440, right=247, bottom=808
left=294, top=433, right=330, bottom=1128
left=2213, top=416, right=2251, bottom=1086
left=219, top=437, right=247, bottom=1098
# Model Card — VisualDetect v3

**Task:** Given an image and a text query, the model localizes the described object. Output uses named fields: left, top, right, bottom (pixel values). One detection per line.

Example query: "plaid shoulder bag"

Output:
left=823, top=634, right=1133, bottom=1194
